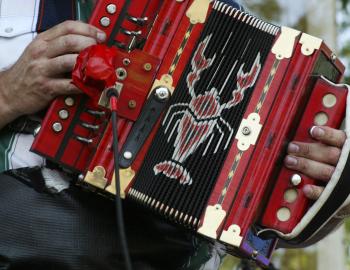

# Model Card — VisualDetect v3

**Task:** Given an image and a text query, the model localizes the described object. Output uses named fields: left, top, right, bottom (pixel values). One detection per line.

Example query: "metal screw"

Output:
left=155, top=87, right=170, bottom=101
left=143, top=63, right=152, bottom=71
left=64, top=97, right=75, bottom=107
left=242, top=126, right=251, bottom=136
left=100, top=17, right=111, bottom=27
left=52, top=122, right=63, bottom=133
left=291, top=174, right=302, bottom=186
left=124, top=151, right=133, bottom=160
left=123, top=58, right=131, bottom=66
left=58, top=109, right=69, bottom=120
left=106, top=4, right=117, bottom=14
left=128, top=100, right=137, bottom=109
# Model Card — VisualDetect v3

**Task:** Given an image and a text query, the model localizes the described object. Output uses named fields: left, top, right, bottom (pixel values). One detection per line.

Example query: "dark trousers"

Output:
left=0, top=173, right=195, bottom=270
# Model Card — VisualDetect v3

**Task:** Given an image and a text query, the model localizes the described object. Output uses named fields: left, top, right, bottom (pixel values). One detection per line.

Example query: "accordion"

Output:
left=31, top=0, right=350, bottom=267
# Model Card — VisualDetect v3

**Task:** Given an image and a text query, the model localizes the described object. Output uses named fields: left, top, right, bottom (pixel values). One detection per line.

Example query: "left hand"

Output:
left=284, top=126, right=347, bottom=211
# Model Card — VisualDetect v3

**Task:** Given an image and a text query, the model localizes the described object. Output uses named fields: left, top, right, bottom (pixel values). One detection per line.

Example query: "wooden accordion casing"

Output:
left=31, top=0, right=349, bottom=267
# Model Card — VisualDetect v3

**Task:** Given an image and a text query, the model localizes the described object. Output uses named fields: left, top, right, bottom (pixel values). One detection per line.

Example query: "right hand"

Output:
left=0, top=20, right=106, bottom=127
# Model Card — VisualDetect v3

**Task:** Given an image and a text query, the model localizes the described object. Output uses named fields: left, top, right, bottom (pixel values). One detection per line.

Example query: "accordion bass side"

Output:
left=31, top=0, right=350, bottom=267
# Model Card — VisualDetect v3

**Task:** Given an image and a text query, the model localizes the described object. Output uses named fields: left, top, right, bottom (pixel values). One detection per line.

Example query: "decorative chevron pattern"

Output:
left=169, top=25, right=195, bottom=75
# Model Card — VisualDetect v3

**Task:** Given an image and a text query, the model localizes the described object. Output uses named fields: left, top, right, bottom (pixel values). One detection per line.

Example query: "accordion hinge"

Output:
left=150, top=74, right=174, bottom=95
left=105, top=167, right=135, bottom=198
left=272, top=26, right=300, bottom=60
left=299, top=33, right=322, bottom=56
left=220, top=225, right=243, bottom=247
left=84, top=166, right=108, bottom=189
left=197, top=204, right=226, bottom=239
left=235, top=113, right=262, bottom=151
left=186, top=0, right=211, bottom=24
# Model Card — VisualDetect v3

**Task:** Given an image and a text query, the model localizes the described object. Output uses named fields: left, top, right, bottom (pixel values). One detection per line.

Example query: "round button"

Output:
left=123, top=151, right=133, bottom=160
left=64, top=97, right=75, bottom=107
left=52, top=122, right=63, bottom=133
left=5, top=27, right=13, bottom=33
left=291, top=174, right=302, bottom=186
left=58, top=109, right=69, bottom=120
left=314, top=112, right=329, bottom=126
left=284, top=189, right=298, bottom=203
left=100, top=17, right=111, bottom=27
left=106, top=4, right=117, bottom=14
left=322, top=94, right=337, bottom=108
left=277, top=207, right=291, bottom=222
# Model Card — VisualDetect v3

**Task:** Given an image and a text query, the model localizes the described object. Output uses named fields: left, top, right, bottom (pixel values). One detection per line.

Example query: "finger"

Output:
left=38, top=20, right=106, bottom=43
left=303, top=185, right=324, bottom=200
left=310, top=126, right=346, bottom=148
left=45, top=54, right=78, bottom=76
left=287, top=142, right=341, bottom=166
left=45, top=35, right=97, bottom=58
left=46, top=79, right=81, bottom=98
left=284, top=155, right=335, bottom=182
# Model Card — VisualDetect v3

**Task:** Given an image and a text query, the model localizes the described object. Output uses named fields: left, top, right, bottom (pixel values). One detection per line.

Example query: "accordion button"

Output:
left=284, top=189, right=298, bottom=203
left=314, top=112, right=329, bottom=126
left=291, top=174, right=302, bottom=186
left=100, top=17, right=111, bottom=27
left=64, top=97, right=75, bottom=107
left=58, top=109, right=69, bottom=120
left=322, top=94, right=337, bottom=108
left=52, top=122, right=63, bottom=133
left=106, top=4, right=117, bottom=14
left=277, top=207, right=291, bottom=222
left=123, top=151, right=133, bottom=160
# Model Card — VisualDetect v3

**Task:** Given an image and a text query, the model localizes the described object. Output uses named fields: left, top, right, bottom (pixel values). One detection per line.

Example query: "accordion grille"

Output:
left=129, top=2, right=279, bottom=230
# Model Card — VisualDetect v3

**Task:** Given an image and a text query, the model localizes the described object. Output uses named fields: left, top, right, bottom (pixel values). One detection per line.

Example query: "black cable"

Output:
left=109, top=89, right=133, bottom=270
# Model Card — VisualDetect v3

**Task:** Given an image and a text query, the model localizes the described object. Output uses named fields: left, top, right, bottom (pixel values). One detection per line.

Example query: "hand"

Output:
left=284, top=126, right=348, bottom=214
left=0, top=20, right=106, bottom=128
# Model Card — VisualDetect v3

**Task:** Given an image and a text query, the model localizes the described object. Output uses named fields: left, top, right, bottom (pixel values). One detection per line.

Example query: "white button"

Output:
left=291, top=174, right=302, bottom=186
left=100, top=17, right=111, bottom=27
left=4, top=27, right=14, bottom=33
left=106, top=4, right=117, bottom=14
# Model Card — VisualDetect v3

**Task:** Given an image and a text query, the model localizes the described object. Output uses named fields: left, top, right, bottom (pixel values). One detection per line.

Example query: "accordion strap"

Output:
left=259, top=77, right=350, bottom=244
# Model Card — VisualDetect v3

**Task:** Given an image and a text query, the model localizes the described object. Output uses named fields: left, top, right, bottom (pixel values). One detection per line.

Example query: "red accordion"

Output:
left=31, top=0, right=350, bottom=267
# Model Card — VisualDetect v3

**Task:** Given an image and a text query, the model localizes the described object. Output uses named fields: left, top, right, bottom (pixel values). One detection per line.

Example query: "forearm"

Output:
left=0, top=70, right=20, bottom=129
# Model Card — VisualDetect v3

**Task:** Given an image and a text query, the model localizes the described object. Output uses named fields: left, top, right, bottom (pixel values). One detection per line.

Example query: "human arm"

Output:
left=0, top=20, right=106, bottom=129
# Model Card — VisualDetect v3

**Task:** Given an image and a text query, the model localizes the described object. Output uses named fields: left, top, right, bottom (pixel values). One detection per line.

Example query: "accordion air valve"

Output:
left=31, top=0, right=350, bottom=267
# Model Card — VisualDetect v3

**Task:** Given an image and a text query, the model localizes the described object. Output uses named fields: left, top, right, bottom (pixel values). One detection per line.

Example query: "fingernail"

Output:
left=288, top=143, right=299, bottom=153
left=310, top=126, right=325, bottom=138
left=97, top=31, right=106, bottom=42
left=285, top=156, right=298, bottom=166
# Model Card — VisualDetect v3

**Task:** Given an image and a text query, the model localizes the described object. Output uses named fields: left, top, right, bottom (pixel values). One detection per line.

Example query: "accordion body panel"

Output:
left=31, top=0, right=349, bottom=266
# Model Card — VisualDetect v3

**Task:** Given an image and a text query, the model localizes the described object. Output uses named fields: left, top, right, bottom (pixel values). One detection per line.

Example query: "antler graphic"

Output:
left=224, top=53, right=261, bottom=109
